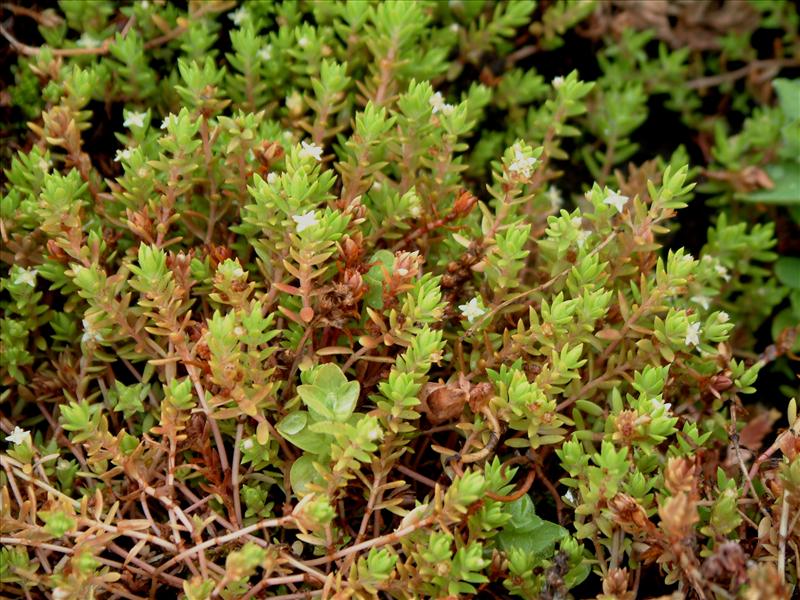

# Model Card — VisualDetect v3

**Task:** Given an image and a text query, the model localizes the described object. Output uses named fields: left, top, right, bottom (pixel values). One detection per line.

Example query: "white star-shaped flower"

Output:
left=715, top=264, right=731, bottom=281
left=257, top=44, right=273, bottom=61
left=576, top=229, right=591, bottom=249
left=14, top=267, right=37, bottom=287
left=76, top=33, right=101, bottom=48
left=123, top=110, right=147, bottom=129
left=160, top=114, right=176, bottom=130
left=564, top=489, right=576, bottom=503
left=242, top=438, right=254, bottom=450
left=546, top=186, right=563, bottom=209
left=298, top=35, right=310, bottom=48
left=603, top=190, right=629, bottom=213
left=429, top=91, right=454, bottom=115
left=293, top=211, right=319, bottom=233
left=229, top=6, right=249, bottom=26
left=430, top=92, right=446, bottom=113
left=459, top=297, right=486, bottom=323
left=685, top=321, right=701, bottom=348
left=81, top=319, right=103, bottom=344
left=6, top=426, right=31, bottom=446
left=508, top=144, right=537, bottom=179
left=552, top=76, right=565, bottom=89
left=114, top=148, right=133, bottom=162
left=267, top=172, right=279, bottom=184
left=299, top=140, right=323, bottom=161
left=718, top=311, right=730, bottom=323
left=651, top=398, right=672, bottom=413
left=690, top=295, right=711, bottom=310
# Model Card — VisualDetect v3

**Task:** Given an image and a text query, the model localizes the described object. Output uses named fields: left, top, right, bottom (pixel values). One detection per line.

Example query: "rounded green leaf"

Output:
left=775, top=257, right=800, bottom=290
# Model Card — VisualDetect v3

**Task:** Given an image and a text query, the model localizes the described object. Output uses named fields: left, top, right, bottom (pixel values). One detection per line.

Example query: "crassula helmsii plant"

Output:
left=1, top=1, right=799, bottom=598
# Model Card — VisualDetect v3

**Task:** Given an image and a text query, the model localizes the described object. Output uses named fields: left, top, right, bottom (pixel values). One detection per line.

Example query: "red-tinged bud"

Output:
left=452, top=189, right=478, bottom=216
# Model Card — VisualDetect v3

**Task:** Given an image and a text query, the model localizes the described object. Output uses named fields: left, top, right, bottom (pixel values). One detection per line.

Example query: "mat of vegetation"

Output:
left=1, top=1, right=799, bottom=598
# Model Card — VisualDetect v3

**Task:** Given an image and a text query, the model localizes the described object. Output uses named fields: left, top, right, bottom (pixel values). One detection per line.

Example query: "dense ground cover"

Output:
left=1, top=1, right=799, bottom=598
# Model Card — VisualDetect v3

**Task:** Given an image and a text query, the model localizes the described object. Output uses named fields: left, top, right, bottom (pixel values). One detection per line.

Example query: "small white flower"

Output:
left=576, top=229, right=591, bottom=249
left=81, top=318, right=103, bottom=344
left=552, top=76, right=565, bottom=89
left=449, top=23, right=460, bottom=33
left=228, top=6, right=249, bottom=26
left=52, top=588, right=70, bottom=600
left=429, top=91, right=454, bottom=115
left=651, top=398, right=672, bottom=413
left=114, top=148, right=133, bottom=162
left=123, top=110, right=147, bottom=129
left=367, top=426, right=382, bottom=441
left=234, top=326, right=245, bottom=337
left=141, top=0, right=150, bottom=8
left=6, top=426, right=31, bottom=446
left=691, top=295, right=711, bottom=310
left=564, top=489, right=576, bottom=503
left=299, top=140, right=323, bottom=161
left=571, top=216, right=582, bottom=228
left=459, top=297, right=486, bottom=323
left=160, top=114, right=176, bottom=130
left=603, top=190, right=629, bottom=213
left=267, top=172, right=279, bottom=184
left=257, top=44, right=273, bottom=61
left=715, top=264, right=731, bottom=281
left=14, top=267, right=37, bottom=287
left=286, top=92, right=303, bottom=114
left=293, top=210, right=319, bottom=233
left=718, top=311, right=730, bottom=323
left=76, top=33, right=101, bottom=48
left=508, top=144, right=537, bottom=179
left=685, top=321, right=702, bottom=348
left=546, top=186, right=563, bottom=210
left=282, top=130, right=293, bottom=140
left=242, top=438, right=255, bottom=450
left=410, top=203, right=422, bottom=218
left=297, top=35, right=310, bottom=48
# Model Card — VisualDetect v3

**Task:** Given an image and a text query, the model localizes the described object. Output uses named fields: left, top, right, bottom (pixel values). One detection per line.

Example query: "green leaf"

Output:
left=741, top=162, right=800, bottom=205
left=276, top=412, right=331, bottom=455
left=498, top=522, right=566, bottom=558
left=290, top=454, right=323, bottom=495
left=297, top=384, right=335, bottom=420
left=774, top=78, right=800, bottom=122
left=775, top=257, right=800, bottom=290
left=311, top=363, right=348, bottom=390
left=276, top=411, right=307, bottom=436
left=331, top=381, right=359, bottom=421
left=498, top=494, right=567, bottom=558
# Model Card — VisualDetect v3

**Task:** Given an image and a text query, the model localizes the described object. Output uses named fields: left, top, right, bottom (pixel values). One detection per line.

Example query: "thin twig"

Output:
left=686, top=58, right=800, bottom=90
